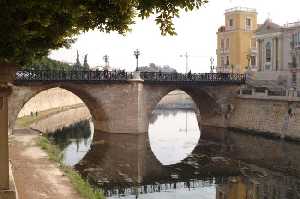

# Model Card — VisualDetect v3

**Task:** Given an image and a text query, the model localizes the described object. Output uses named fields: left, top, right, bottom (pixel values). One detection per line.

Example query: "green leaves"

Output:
left=0, top=0, right=208, bottom=66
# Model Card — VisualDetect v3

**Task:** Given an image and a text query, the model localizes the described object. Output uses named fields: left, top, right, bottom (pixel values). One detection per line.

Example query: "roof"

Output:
left=225, top=7, right=256, bottom=14
left=256, top=19, right=282, bottom=35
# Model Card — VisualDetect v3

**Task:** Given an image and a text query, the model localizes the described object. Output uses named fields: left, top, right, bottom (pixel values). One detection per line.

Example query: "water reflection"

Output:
left=149, top=109, right=200, bottom=165
left=75, top=132, right=237, bottom=199
left=47, top=120, right=94, bottom=166
left=48, top=110, right=300, bottom=199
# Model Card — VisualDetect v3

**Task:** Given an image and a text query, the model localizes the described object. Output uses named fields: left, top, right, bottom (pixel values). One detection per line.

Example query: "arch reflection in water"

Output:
left=47, top=120, right=94, bottom=166
left=148, top=89, right=200, bottom=165
left=149, top=109, right=201, bottom=165
left=48, top=119, right=300, bottom=199
left=75, top=132, right=228, bottom=199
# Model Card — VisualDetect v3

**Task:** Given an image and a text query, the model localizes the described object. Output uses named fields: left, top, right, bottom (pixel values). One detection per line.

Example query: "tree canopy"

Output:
left=23, top=57, right=73, bottom=71
left=0, top=0, right=208, bottom=66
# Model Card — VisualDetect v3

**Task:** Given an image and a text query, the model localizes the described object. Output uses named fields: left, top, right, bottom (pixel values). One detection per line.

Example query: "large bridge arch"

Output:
left=142, top=84, right=240, bottom=140
left=8, top=83, right=108, bottom=133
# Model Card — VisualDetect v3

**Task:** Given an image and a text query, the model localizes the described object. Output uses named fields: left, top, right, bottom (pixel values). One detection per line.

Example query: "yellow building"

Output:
left=216, top=7, right=258, bottom=73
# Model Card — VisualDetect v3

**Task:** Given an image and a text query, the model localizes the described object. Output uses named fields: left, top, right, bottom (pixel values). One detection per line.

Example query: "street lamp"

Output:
left=210, top=57, right=215, bottom=73
left=103, top=54, right=109, bottom=70
left=180, top=52, right=189, bottom=73
left=134, top=49, right=140, bottom=71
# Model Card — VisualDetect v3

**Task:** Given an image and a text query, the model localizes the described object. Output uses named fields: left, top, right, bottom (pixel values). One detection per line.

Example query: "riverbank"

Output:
left=10, top=106, right=104, bottom=199
left=15, top=104, right=85, bottom=129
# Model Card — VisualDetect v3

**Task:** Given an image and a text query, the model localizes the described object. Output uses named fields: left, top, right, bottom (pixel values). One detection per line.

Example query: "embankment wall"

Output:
left=229, top=96, right=300, bottom=139
left=18, top=87, right=83, bottom=117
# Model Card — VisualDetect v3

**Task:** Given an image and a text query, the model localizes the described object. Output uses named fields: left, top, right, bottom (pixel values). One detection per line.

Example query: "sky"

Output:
left=49, top=0, right=300, bottom=73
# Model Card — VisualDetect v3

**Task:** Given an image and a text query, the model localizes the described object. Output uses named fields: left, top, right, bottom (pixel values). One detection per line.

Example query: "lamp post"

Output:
left=210, top=57, right=215, bottom=73
left=180, top=52, right=189, bottom=73
left=103, top=54, right=109, bottom=70
left=134, top=49, right=140, bottom=71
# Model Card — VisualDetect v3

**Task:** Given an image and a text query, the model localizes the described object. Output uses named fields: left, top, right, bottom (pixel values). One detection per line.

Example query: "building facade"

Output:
left=255, top=20, right=300, bottom=89
left=216, top=7, right=257, bottom=73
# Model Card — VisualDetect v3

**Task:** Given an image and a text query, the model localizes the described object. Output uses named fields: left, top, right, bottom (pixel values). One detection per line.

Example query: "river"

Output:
left=47, top=109, right=300, bottom=199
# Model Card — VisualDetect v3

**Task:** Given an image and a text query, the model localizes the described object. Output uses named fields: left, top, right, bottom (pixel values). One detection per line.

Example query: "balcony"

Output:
left=251, top=48, right=257, bottom=53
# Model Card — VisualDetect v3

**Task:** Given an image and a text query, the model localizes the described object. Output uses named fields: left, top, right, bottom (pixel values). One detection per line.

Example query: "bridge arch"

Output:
left=8, top=84, right=108, bottom=133
left=143, top=84, right=241, bottom=141
left=144, top=85, right=221, bottom=132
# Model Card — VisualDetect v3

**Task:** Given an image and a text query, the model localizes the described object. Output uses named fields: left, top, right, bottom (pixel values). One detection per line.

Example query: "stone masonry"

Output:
left=8, top=81, right=240, bottom=136
left=229, top=96, right=300, bottom=138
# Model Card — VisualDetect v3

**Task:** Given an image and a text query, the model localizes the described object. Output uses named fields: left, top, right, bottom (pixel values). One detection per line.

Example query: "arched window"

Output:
left=265, top=42, right=271, bottom=63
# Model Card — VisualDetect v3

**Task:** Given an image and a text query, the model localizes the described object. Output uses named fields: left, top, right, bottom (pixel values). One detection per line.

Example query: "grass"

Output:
left=37, top=136, right=105, bottom=199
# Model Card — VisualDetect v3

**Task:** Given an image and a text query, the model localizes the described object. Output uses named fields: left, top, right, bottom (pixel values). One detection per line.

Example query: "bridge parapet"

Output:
left=15, top=70, right=134, bottom=83
left=140, top=72, right=246, bottom=84
left=14, top=70, right=246, bottom=85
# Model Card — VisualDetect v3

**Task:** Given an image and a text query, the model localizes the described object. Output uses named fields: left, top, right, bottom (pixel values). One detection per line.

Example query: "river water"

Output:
left=47, top=109, right=300, bottom=199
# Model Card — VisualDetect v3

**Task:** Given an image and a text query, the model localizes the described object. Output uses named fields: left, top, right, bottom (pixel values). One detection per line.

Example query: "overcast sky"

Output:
left=49, top=0, right=300, bottom=73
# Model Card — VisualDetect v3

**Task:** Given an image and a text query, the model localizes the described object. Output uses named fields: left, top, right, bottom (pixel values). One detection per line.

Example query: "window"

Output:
left=265, top=42, right=272, bottom=63
left=292, top=32, right=300, bottom=49
left=226, top=38, right=230, bottom=49
left=226, top=56, right=230, bottom=65
left=221, top=39, right=225, bottom=49
left=251, top=56, right=256, bottom=66
left=221, top=57, right=225, bottom=67
left=229, top=19, right=233, bottom=27
left=246, top=18, right=251, bottom=26
left=292, top=73, right=297, bottom=83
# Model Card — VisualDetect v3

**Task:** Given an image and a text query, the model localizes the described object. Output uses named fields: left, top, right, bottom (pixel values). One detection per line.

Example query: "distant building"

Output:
left=216, top=7, right=257, bottom=73
left=254, top=19, right=300, bottom=88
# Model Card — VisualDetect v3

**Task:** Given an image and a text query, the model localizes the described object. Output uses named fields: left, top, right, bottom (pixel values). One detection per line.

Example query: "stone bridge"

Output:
left=0, top=70, right=244, bottom=195
left=9, top=70, right=244, bottom=139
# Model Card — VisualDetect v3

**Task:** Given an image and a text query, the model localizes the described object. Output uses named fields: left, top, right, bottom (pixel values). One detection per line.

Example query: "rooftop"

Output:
left=225, top=7, right=256, bottom=13
left=283, top=21, right=300, bottom=28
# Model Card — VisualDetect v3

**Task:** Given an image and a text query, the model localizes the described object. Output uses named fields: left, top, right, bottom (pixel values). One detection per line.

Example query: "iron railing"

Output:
left=15, top=70, right=246, bottom=84
left=140, top=72, right=246, bottom=84
left=15, top=70, right=133, bottom=82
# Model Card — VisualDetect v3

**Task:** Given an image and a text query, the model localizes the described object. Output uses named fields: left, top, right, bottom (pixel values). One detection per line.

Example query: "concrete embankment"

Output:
left=156, top=90, right=195, bottom=110
left=30, top=106, right=91, bottom=133
left=18, top=87, right=84, bottom=117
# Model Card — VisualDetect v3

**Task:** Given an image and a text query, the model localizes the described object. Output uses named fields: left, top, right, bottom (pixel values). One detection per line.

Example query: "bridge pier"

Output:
left=93, top=79, right=148, bottom=134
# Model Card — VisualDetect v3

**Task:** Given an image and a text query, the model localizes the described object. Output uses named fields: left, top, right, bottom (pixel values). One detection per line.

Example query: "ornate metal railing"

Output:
left=15, top=70, right=133, bottom=82
left=15, top=70, right=246, bottom=84
left=140, top=72, right=246, bottom=84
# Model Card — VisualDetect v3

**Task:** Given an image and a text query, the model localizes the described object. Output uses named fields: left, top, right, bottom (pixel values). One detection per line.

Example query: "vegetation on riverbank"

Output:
left=37, top=136, right=105, bottom=199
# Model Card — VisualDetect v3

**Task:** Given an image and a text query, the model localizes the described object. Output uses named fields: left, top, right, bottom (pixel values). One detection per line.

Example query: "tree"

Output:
left=23, top=56, right=73, bottom=71
left=0, top=0, right=208, bottom=68
left=138, top=63, right=177, bottom=72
